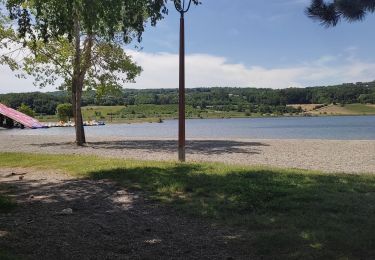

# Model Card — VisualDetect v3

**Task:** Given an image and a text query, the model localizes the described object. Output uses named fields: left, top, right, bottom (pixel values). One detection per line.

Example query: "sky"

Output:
left=2, top=0, right=375, bottom=93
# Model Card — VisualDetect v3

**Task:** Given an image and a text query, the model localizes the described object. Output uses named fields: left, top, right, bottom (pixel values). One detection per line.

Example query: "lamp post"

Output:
left=174, top=0, right=192, bottom=162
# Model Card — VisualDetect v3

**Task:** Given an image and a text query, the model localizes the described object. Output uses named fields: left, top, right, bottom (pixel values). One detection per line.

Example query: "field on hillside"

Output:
left=345, top=103, right=375, bottom=114
left=80, top=105, right=255, bottom=123
left=35, top=103, right=375, bottom=123
left=310, top=103, right=375, bottom=115
left=288, top=103, right=375, bottom=115
left=287, top=104, right=323, bottom=111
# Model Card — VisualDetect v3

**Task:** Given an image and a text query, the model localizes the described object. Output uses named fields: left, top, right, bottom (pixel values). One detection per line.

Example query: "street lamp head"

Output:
left=174, top=0, right=193, bottom=14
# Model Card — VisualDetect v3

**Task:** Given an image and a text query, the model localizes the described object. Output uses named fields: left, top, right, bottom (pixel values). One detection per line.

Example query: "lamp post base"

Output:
left=178, top=146, right=186, bottom=162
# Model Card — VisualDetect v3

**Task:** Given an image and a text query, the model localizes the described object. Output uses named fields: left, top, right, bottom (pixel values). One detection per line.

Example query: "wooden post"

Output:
left=178, top=12, right=186, bottom=162
left=175, top=0, right=193, bottom=162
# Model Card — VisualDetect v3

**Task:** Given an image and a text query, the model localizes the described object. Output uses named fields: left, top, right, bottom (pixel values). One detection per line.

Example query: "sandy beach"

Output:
left=0, top=133, right=374, bottom=174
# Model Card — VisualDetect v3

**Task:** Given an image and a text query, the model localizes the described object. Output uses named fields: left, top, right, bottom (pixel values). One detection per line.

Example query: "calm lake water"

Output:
left=1, top=116, right=375, bottom=140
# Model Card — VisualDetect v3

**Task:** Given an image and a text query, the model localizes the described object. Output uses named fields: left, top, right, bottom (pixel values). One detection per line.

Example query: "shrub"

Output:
left=56, top=103, right=73, bottom=122
left=17, top=103, right=35, bottom=117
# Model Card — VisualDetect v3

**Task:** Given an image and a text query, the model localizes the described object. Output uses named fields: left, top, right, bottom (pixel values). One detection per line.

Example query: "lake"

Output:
left=1, top=116, right=375, bottom=140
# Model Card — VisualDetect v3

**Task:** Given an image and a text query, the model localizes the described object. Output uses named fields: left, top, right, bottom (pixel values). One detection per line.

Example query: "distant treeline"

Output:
left=1, top=81, right=375, bottom=115
left=0, top=92, right=70, bottom=115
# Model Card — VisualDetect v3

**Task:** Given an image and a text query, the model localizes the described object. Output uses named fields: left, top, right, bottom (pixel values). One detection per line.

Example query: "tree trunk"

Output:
left=71, top=85, right=76, bottom=123
left=74, top=81, right=86, bottom=145
left=71, top=8, right=87, bottom=146
left=71, top=5, right=95, bottom=146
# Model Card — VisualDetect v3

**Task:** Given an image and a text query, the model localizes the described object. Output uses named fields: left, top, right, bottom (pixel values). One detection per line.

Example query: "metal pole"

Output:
left=178, top=12, right=186, bottom=162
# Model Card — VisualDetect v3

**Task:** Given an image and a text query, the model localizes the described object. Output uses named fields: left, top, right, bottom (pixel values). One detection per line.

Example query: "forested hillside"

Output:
left=1, top=81, right=374, bottom=115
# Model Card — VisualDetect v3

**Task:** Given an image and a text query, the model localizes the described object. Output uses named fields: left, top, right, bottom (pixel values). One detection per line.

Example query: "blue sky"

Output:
left=141, top=0, right=375, bottom=66
left=2, top=0, right=375, bottom=93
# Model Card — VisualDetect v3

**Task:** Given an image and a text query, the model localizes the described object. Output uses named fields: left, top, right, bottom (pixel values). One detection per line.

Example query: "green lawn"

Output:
left=1, top=152, right=375, bottom=258
left=0, top=195, right=15, bottom=213
left=80, top=104, right=254, bottom=123
left=345, top=103, right=375, bottom=114
left=37, top=103, right=375, bottom=124
left=0, top=183, right=16, bottom=213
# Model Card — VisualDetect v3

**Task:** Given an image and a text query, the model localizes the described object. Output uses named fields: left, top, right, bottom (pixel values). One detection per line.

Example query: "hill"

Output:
left=1, top=81, right=374, bottom=118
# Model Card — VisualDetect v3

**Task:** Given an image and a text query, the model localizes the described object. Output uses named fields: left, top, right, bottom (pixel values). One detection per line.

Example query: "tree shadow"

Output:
left=2, top=164, right=375, bottom=259
left=0, top=166, right=249, bottom=259
left=87, top=165, right=375, bottom=259
left=33, top=139, right=270, bottom=155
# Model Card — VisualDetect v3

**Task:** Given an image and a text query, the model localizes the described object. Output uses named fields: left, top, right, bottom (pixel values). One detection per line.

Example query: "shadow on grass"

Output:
left=0, top=169, right=248, bottom=259
left=89, top=164, right=375, bottom=259
left=33, top=139, right=269, bottom=155
left=0, top=184, right=17, bottom=213
left=0, top=195, right=16, bottom=213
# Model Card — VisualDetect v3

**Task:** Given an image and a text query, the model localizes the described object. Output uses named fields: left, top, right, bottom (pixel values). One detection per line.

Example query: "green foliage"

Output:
left=10, top=37, right=142, bottom=94
left=6, top=0, right=200, bottom=43
left=116, top=82, right=375, bottom=109
left=1, top=152, right=375, bottom=258
left=2, top=80, right=375, bottom=117
left=0, top=91, right=68, bottom=115
left=359, top=93, right=375, bottom=103
left=2, top=0, right=202, bottom=144
left=0, top=82, right=375, bottom=118
left=17, top=103, right=35, bottom=117
left=307, top=0, right=375, bottom=27
left=2, top=0, right=199, bottom=92
left=56, top=103, right=73, bottom=122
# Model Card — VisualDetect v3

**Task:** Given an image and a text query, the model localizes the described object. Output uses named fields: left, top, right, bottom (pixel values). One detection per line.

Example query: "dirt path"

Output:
left=0, top=168, right=252, bottom=259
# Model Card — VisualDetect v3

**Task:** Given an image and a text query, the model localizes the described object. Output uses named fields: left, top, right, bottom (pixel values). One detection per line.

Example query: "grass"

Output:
left=345, top=103, right=375, bottom=114
left=37, top=103, right=375, bottom=124
left=0, top=186, right=17, bottom=259
left=38, top=104, right=257, bottom=123
left=0, top=195, right=16, bottom=213
left=0, top=183, right=16, bottom=213
left=80, top=104, right=259, bottom=123
left=310, top=103, right=375, bottom=116
left=1, top=152, right=375, bottom=258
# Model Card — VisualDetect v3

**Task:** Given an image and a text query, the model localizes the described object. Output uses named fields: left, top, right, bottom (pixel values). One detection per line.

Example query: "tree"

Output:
left=56, top=103, right=73, bottom=122
left=306, top=0, right=375, bottom=26
left=2, top=0, right=200, bottom=145
left=17, top=103, right=35, bottom=117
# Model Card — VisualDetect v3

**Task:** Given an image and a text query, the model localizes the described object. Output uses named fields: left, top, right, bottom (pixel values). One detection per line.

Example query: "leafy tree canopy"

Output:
left=56, top=103, right=73, bottom=122
left=1, top=0, right=200, bottom=145
left=6, top=0, right=200, bottom=43
left=17, top=103, right=35, bottom=117
left=307, top=0, right=375, bottom=26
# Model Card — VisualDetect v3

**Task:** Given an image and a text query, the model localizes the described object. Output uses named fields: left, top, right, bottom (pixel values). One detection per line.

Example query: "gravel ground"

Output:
left=0, top=134, right=374, bottom=173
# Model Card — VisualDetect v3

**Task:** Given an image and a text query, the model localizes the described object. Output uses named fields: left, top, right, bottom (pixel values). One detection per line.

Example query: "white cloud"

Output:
left=1, top=49, right=375, bottom=93
left=125, top=49, right=375, bottom=89
left=0, top=65, right=57, bottom=93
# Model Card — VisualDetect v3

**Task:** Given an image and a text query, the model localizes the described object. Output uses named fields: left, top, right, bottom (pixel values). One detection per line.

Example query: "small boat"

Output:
left=46, top=120, right=105, bottom=128
left=83, top=120, right=106, bottom=126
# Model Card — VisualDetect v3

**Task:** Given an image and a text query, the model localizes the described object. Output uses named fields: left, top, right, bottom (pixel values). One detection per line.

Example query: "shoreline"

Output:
left=0, top=134, right=374, bottom=174
left=37, top=113, right=375, bottom=125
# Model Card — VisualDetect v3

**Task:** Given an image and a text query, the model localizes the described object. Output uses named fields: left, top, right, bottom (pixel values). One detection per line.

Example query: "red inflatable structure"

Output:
left=0, top=103, right=45, bottom=129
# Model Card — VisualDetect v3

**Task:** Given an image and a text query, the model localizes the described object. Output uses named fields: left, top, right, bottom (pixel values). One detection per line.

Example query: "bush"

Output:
left=56, top=103, right=73, bottom=122
left=17, top=103, right=35, bottom=117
